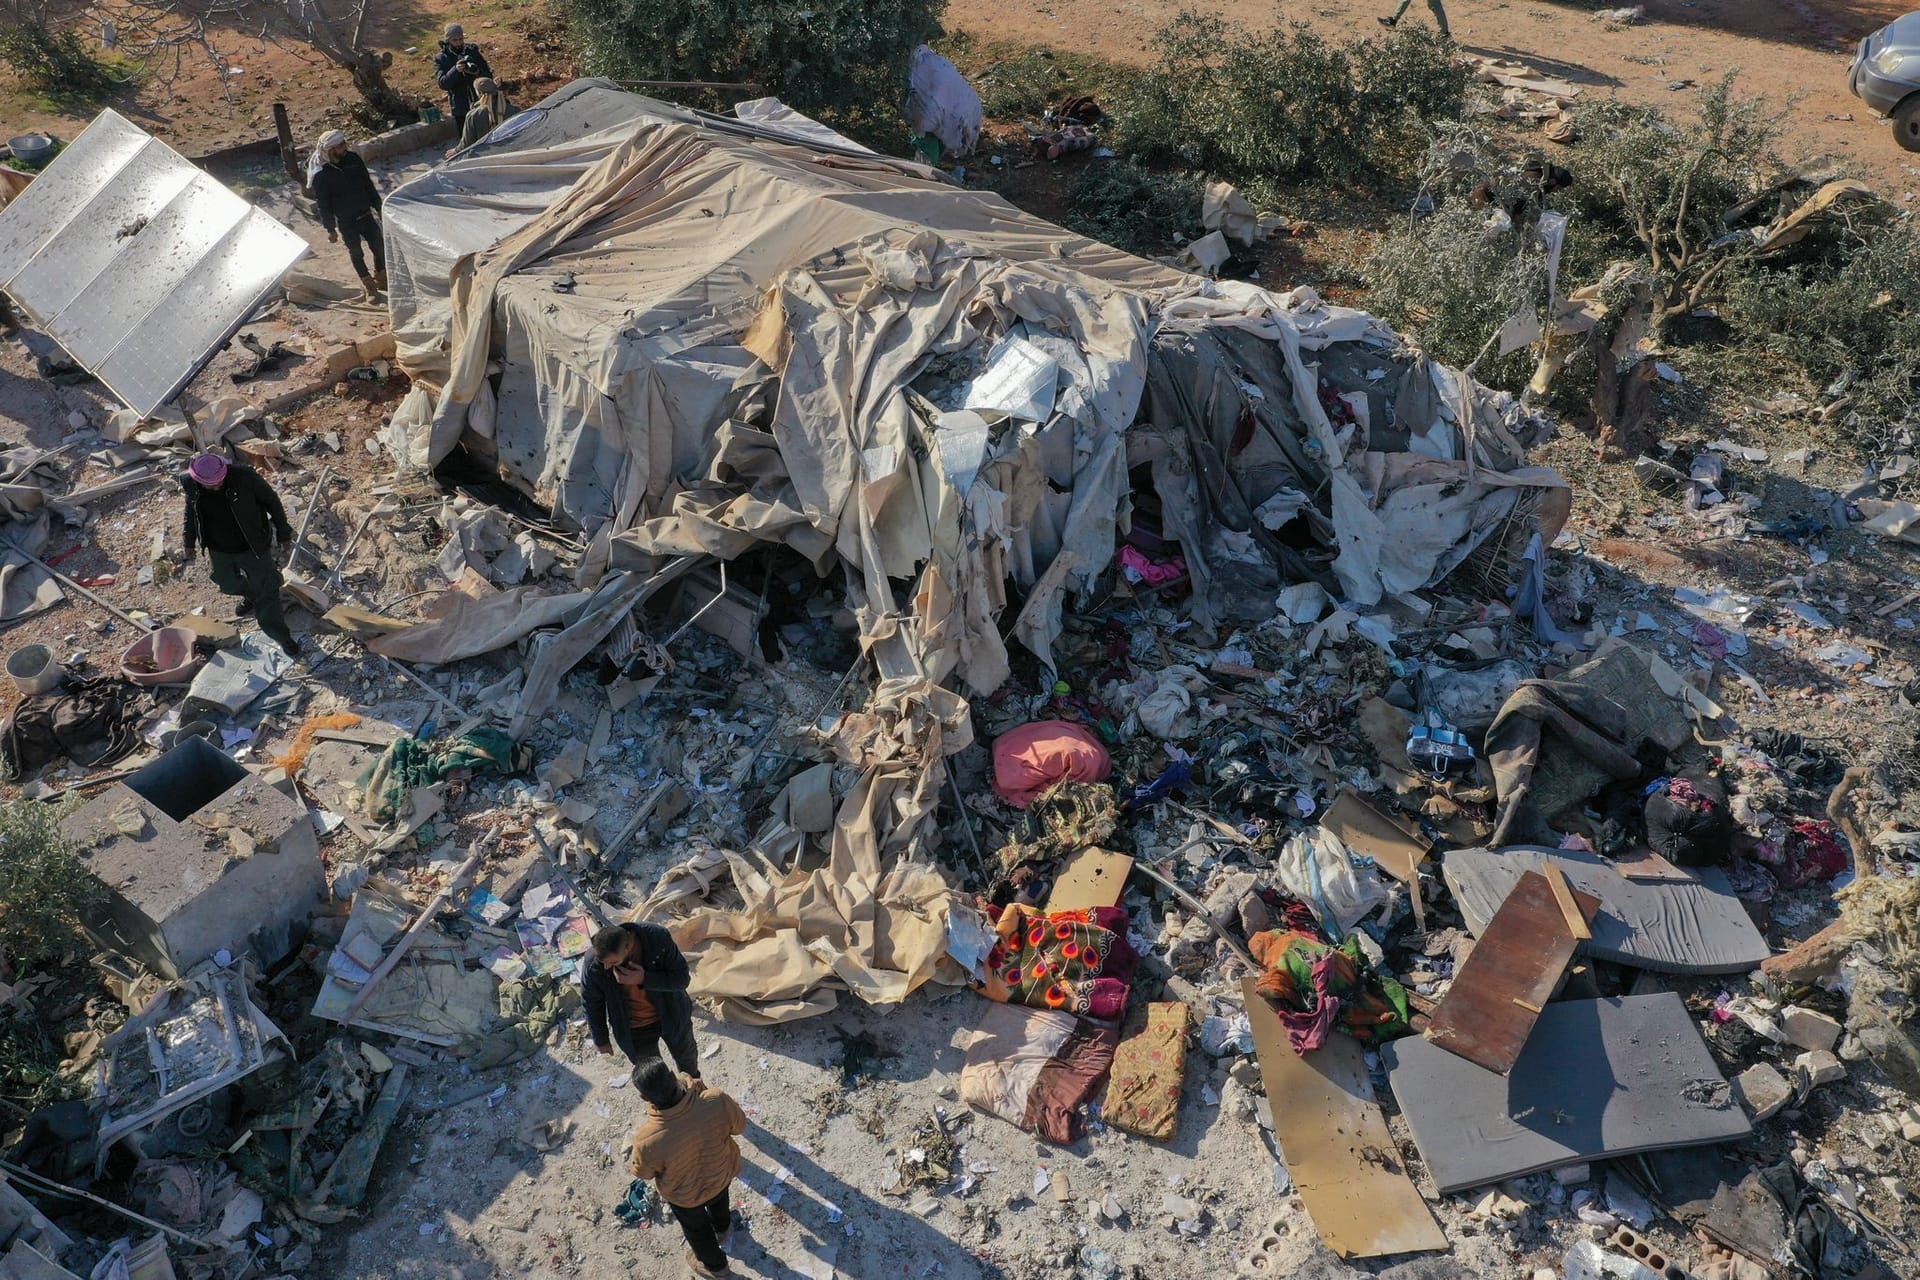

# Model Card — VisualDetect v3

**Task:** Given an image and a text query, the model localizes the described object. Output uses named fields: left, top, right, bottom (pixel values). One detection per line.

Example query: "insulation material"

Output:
left=1444, top=846, right=1771, bottom=975
left=1383, top=994, right=1752, bottom=1194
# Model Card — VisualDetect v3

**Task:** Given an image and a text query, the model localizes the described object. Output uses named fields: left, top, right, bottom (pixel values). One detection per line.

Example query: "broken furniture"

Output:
left=93, top=967, right=289, bottom=1164
left=63, top=737, right=324, bottom=978
left=1382, top=993, right=1753, bottom=1195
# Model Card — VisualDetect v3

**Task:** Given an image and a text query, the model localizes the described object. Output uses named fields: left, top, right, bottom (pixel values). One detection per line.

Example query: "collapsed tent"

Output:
left=381, top=80, right=1569, bottom=1021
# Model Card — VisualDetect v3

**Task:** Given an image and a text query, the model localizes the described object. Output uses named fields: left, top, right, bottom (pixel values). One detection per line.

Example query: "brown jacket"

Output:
left=628, top=1076, right=747, bottom=1208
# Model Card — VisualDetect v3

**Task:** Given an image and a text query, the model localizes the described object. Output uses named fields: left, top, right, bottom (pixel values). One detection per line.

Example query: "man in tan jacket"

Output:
left=628, top=1058, right=747, bottom=1277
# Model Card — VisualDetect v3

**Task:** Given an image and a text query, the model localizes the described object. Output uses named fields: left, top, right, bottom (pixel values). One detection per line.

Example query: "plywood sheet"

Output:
left=1427, top=870, right=1601, bottom=1075
left=1045, top=847, right=1133, bottom=912
left=1321, top=791, right=1429, bottom=883
left=1383, top=994, right=1753, bottom=1195
left=1241, top=977, right=1447, bottom=1258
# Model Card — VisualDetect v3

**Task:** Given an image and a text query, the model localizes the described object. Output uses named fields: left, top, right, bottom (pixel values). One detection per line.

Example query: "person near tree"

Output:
left=1379, top=0, right=1450, bottom=37
left=181, top=453, right=301, bottom=658
left=307, top=131, right=385, bottom=301
left=627, top=1059, right=747, bottom=1278
left=583, top=922, right=703, bottom=1078
left=434, top=23, right=494, bottom=131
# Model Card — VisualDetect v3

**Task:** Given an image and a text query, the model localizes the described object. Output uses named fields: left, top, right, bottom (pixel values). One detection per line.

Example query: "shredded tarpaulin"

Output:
left=992, top=720, right=1112, bottom=807
left=275, top=711, right=364, bottom=775
left=1249, top=927, right=1413, bottom=1054
left=959, top=1000, right=1118, bottom=1144
left=1102, top=1002, right=1188, bottom=1141
left=974, top=904, right=1137, bottom=1019
left=358, top=728, right=527, bottom=822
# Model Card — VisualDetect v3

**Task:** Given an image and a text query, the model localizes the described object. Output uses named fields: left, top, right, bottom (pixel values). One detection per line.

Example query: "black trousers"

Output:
left=619, top=1017, right=701, bottom=1079
left=670, top=1187, right=730, bottom=1270
left=340, top=210, right=384, bottom=279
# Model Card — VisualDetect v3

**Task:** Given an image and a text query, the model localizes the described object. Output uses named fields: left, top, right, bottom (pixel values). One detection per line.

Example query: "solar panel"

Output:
left=0, top=109, right=310, bottom=418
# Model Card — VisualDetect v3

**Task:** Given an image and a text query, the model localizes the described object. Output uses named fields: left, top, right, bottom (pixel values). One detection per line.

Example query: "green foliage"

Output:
left=0, top=23, right=117, bottom=100
left=1110, top=13, right=1467, bottom=187
left=1564, top=76, right=1786, bottom=318
left=1061, top=161, right=1205, bottom=256
left=1367, top=198, right=1548, bottom=391
left=975, top=49, right=1060, bottom=120
left=567, top=0, right=944, bottom=137
left=1727, top=215, right=1920, bottom=482
left=0, top=799, right=106, bottom=969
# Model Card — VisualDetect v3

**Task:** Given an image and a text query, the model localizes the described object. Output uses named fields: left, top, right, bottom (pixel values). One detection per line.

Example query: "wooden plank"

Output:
left=1322, top=790, right=1432, bottom=931
left=1425, top=871, right=1602, bottom=1076
left=1542, top=864, right=1592, bottom=940
left=1241, top=977, right=1447, bottom=1259
left=1611, top=846, right=1699, bottom=883
left=1044, top=848, right=1133, bottom=913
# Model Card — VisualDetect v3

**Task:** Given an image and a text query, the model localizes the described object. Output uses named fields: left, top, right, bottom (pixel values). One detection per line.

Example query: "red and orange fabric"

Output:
left=1249, top=927, right=1413, bottom=1054
left=975, top=903, right=1136, bottom=1021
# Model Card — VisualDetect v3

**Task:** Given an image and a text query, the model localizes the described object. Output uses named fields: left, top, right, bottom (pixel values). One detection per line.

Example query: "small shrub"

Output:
left=0, top=798, right=106, bottom=969
left=1110, top=13, right=1469, bottom=188
left=0, top=23, right=117, bottom=100
left=1367, top=197, right=1548, bottom=390
left=1062, top=161, right=1205, bottom=256
left=568, top=0, right=944, bottom=139
left=976, top=49, right=1060, bottom=121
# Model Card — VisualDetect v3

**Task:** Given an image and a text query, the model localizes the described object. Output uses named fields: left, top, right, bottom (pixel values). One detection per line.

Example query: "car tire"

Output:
left=1896, top=94, right=1920, bottom=153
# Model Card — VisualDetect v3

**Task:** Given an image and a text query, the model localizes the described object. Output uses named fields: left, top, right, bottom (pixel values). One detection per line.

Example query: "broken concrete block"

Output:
left=1796, top=1049, right=1846, bottom=1087
left=1781, top=1006, right=1843, bottom=1053
left=62, top=737, right=324, bottom=979
left=1731, top=1063, right=1792, bottom=1122
left=1554, top=1163, right=1593, bottom=1186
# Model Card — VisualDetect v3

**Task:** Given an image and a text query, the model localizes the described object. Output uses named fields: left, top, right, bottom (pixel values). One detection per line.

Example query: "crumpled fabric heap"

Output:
left=996, top=780, right=1122, bottom=874
left=1759, top=818, right=1850, bottom=888
left=975, top=904, right=1137, bottom=1020
left=991, top=719, right=1111, bottom=807
left=359, top=727, right=528, bottom=821
left=1249, top=923, right=1413, bottom=1054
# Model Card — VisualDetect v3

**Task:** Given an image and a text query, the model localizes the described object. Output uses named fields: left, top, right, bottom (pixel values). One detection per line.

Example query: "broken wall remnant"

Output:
left=62, top=737, right=324, bottom=978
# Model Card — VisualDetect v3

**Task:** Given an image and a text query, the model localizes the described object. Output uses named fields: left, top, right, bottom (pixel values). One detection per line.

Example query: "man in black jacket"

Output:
left=434, top=23, right=494, bottom=132
left=308, top=131, right=384, bottom=301
left=182, top=453, right=301, bottom=657
left=583, top=922, right=703, bottom=1079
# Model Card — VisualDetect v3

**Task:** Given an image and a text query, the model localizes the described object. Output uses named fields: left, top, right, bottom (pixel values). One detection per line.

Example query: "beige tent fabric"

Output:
left=383, top=87, right=1569, bottom=1023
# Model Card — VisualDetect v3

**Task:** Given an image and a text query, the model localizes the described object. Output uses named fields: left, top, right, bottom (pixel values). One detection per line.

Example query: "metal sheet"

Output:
left=0, top=110, right=148, bottom=284
left=0, top=109, right=309, bottom=417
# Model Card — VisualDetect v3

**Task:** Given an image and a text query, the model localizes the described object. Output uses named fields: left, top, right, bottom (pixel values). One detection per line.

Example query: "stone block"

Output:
left=1796, top=1049, right=1846, bottom=1087
left=1781, top=1006, right=1843, bottom=1053
left=1732, top=1063, right=1791, bottom=1122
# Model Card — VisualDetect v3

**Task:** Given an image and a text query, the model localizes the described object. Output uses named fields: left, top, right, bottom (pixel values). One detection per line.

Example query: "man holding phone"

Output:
left=433, top=22, right=495, bottom=132
left=583, top=921, right=704, bottom=1079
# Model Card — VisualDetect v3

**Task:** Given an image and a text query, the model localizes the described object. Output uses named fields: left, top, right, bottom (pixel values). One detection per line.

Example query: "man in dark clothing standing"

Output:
left=308, top=131, right=384, bottom=301
left=182, top=453, right=301, bottom=657
left=434, top=23, right=494, bottom=132
left=583, top=922, right=703, bottom=1079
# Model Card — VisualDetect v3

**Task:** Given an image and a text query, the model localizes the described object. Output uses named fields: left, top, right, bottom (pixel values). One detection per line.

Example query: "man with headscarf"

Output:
left=308, top=131, right=384, bottom=301
left=454, top=77, right=516, bottom=152
left=181, top=453, right=301, bottom=658
left=434, top=23, right=494, bottom=131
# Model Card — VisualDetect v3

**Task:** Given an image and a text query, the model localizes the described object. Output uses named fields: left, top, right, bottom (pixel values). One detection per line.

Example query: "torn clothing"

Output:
left=182, top=463, right=291, bottom=560
left=311, top=152, right=381, bottom=236
left=582, top=921, right=698, bottom=1067
left=627, top=1079, right=746, bottom=1209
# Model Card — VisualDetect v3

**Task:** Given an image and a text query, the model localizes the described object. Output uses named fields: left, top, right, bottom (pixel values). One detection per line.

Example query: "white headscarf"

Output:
left=306, top=129, right=347, bottom=183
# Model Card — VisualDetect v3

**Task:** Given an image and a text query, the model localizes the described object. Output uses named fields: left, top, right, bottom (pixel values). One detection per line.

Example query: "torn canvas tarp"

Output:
left=381, top=79, right=1567, bottom=1024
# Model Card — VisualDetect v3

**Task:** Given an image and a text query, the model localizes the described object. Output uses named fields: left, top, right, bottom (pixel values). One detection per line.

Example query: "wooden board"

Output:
left=1612, top=846, right=1699, bottom=883
left=1320, top=790, right=1429, bottom=884
left=1045, top=847, right=1133, bottom=912
left=1241, top=977, right=1447, bottom=1259
left=1425, top=870, right=1602, bottom=1076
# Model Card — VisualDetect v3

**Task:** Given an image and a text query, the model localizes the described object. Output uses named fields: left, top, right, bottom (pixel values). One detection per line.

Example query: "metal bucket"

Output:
left=6, top=643, right=63, bottom=695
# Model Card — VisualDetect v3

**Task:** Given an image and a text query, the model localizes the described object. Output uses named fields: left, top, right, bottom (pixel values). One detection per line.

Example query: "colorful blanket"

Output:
left=975, top=904, right=1137, bottom=1020
left=1250, top=927, right=1413, bottom=1053
left=959, top=999, right=1118, bottom=1144
left=1102, top=1002, right=1188, bottom=1140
